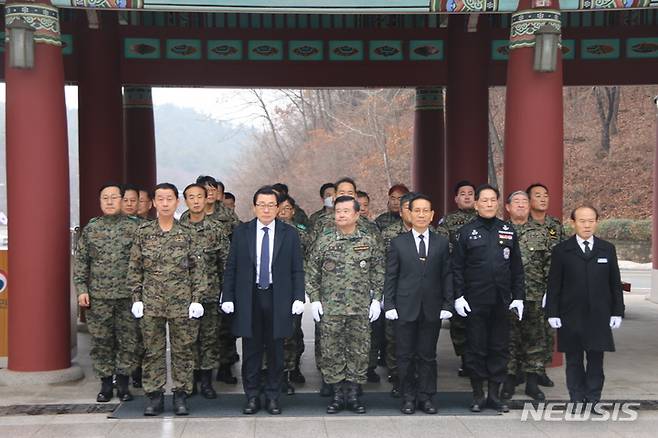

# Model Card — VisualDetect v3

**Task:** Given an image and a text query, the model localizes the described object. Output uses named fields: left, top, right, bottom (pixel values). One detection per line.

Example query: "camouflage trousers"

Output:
left=284, top=315, right=304, bottom=371
left=218, top=311, right=238, bottom=366
left=134, top=319, right=144, bottom=369
left=544, top=319, right=555, bottom=367
left=86, top=298, right=137, bottom=378
left=141, top=315, right=199, bottom=394
left=449, top=314, right=467, bottom=357
left=314, top=322, right=322, bottom=371
left=507, top=301, right=547, bottom=375
left=194, top=303, right=220, bottom=370
left=320, top=315, right=370, bottom=385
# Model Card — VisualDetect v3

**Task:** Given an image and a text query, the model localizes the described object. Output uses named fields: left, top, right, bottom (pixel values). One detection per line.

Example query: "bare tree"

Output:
left=593, top=86, right=620, bottom=155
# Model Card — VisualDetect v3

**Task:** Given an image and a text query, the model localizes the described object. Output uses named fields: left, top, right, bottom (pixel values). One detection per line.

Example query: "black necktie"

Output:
left=259, top=226, right=270, bottom=289
left=583, top=240, right=591, bottom=256
left=418, top=234, right=426, bottom=260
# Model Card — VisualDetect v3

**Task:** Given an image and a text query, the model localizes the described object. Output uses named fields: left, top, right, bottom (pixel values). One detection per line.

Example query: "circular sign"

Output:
left=0, top=270, right=7, bottom=294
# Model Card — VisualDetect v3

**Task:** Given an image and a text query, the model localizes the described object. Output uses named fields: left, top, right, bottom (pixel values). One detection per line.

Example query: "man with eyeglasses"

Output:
left=74, top=183, right=141, bottom=404
left=221, top=186, right=305, bottom=415
left=375, top=184, right=410, bottom=231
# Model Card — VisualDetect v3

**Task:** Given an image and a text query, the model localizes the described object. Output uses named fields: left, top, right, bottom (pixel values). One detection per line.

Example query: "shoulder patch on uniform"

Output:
left=295, top=223, right=307, bottom=231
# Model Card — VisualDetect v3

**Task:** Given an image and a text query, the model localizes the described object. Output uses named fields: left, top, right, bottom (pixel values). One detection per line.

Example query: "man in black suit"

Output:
left=383, top=194, right=454, bottom=415
left=546, top=205, right=624, bottom=408
left=221, top=186, right=305, bottom=415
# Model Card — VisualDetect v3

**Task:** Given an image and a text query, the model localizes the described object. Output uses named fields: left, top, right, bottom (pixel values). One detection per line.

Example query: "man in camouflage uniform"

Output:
left=375, top=184, right=410, bottom=231
left=436, top=180, right=478, bottom=376
left=306, top=196, right=385, bottom=414
left=308, top=177, right=383, bottom=395
left=74, top=183, right=140, bottom=403
left=127, top=183, right=207, bottom=416
left=273, top=182, right=311, bottom=228
left=309, top=183, right=335, bottom=227
left=527, top=182, right=564, bottom=387
left=137, top=188, right=153, bottom=220
left=501, top=191, right=552, bottom=402
left=181, top=184, right=230, bottom=399
left=121, top=184, right=140, bottom=216
left=379, top=192, right=417, bottom=397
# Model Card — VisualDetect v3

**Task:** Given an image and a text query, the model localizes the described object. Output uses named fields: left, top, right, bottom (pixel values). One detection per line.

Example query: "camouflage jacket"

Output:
left=513, top=221, right=552, bottom=302
left=375, top=211, right=400, bottom=232
left=529, top=214, right=564, bottom=250
left=127, top=220, right=207, bottom=318
left=309, top=207, right=330, bottom=227
left=436, top=208, right=477, bottom=251
left=309, top=210, right=381, bottom=246
left=179, top=215, right=230, bottom=303
left=74, top=214, right=140, bottom=299
left=181, top=202, right=240, bottom=231
left=281, top=218, right=312, bottom=257
left=381, top=220, right=411, bottom=250
left=306, top=228, right=385, bottom=316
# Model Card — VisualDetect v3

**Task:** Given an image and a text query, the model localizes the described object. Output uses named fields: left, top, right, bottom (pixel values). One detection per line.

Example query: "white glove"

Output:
left=189, top=302, right=204, bottom=319
left=385, top=309, right=399, bottom=320
left=305, top=294, right=310, bottom=304
left=542, top=293, right=547, bottom=309
left=369, top=299, right=381, bottom=322
left=440, top=310, right=453, bottom=320
left=548, top=317, right=562, bottom=329
left=221, top=301, right=234, bottom=314
left=609, top=316, right=622, bottom=329
left=292, top=300, right=305, bottom=315
left=454, top=296, right=471, bottom=317
left=311, top=301, right=323, bottom=322
left=509, top=300, right=524, bottom=321
left=131, top=301, right=144, bottom=319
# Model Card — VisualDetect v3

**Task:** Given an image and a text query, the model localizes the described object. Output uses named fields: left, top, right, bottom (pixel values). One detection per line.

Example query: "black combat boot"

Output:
left=320, top=378, right=333, bottom=397
left=345, top=382, right=366, bottom=414
left=486, top=380, right=509, bottom=413
left=216, top=363, right=238, bottom=384
left=200, top=369, right=218, bottom=399
left=326, top=381, right=345, bottom=414
left=366, top=367, right=380, bottom=383
left=97, top=376, right=114, bottom=402
left=283, top=371, right=295, bottom=395
left=116, top=374, right=133, bottom=402
left=525, top=373, right=546, bottom=401
left=143, top=391, right=164, bottom=416
left=191, top=370, right=200, bottom=396
left=289, top=366, right=306, bottom=384
left=173, top=390, right=189, bottom=416
left=470, top=378, right=486, bottom=412
left=131, top=367, right=143, bottom=388
left=500, top=374, right=517, bottom=401
left=537, top=372, right=555, bottom=387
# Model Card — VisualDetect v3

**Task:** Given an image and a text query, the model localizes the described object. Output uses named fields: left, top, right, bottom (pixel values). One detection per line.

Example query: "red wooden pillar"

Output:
left=445, top=15, right=489, bottom=212
left=503, top=0, right=564, bottom=218
left=412, top=87, right=446, bottom=219
left=5, top=1, right=71, bottom=371
left=123, top=86, right=157, bottom=190
left=78, top=11, right=123, bottom=226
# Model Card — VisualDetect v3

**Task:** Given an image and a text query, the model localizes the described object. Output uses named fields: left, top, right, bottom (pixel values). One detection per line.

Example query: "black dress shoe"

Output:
left=418, top=400, right=437, bottom=414
left=400, top=400, right=415, bottom=415
left=266, top=399, right=281, bottom=415
left=243, top=397, right=261, bottom=415
left=173, top=391, right=189, bottom=416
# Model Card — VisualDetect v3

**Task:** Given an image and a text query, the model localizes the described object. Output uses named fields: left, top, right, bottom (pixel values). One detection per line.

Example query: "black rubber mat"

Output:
left=109, top=391, right=500, bottom=418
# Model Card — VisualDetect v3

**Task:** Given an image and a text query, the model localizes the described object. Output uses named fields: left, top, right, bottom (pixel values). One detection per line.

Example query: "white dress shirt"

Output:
left=255, top=219, right=275, bottom=285
left=576, top=235, right=594, bottom=253
left=411, top=228, right=430, bottom=256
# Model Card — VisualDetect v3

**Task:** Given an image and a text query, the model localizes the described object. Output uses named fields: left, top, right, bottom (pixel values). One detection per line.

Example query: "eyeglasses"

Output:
left=256, top=203, right=277, bottom=210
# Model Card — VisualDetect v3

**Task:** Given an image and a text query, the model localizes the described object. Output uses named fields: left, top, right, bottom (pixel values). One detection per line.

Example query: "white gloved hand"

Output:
left=385, top=309, right=399, bottom=320
left=369, top=299, right=381, bottom=322
left=440, top=310, right=453, bottom=320
left=548, top=317, right=562, bottom=329
left=292, top=300, right=305, bottom=315
left=454, top=296, right=471, bottom=317
left=509, top=300, right=524, bottom=321
left=311, top=301, right=323, bottom=322
left=189, top=302, right=204, bottom=319
left=542, top=293, right=547, bottom=309
left=131, top=301, right=144, bottom=319
left=305, top=294, right=311, bottom=304
left=220, top=301, right=234, bottom=314
left=609, top=316, right=622, bottom=329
